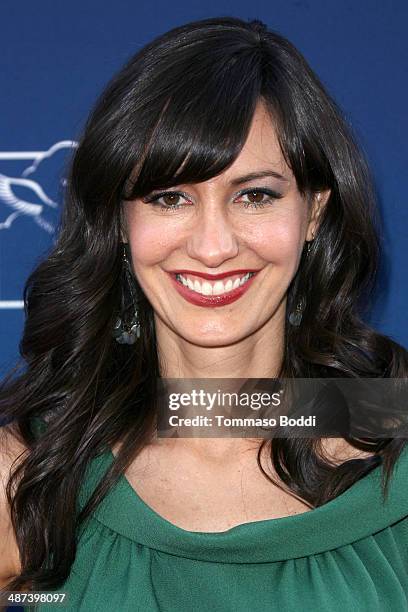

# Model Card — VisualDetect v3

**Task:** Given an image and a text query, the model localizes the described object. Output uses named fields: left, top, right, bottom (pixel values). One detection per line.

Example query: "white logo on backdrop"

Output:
left=0, top=140, right=77, bottom=308
left=0, top=140, right=77, bottom=232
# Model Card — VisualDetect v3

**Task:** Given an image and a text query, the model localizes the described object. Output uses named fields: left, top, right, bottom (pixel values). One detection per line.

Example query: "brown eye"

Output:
left=246, top=190, right=266, bottom=203
left=162, top=193, right=181, bottom=206
left=143, top=190, right=192, bottom=212
left=237, top=188, right=281, bottom=208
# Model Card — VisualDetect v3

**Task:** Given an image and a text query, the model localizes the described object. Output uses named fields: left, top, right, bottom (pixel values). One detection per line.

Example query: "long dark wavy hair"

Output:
left=1, top=16, right=407, bottom=592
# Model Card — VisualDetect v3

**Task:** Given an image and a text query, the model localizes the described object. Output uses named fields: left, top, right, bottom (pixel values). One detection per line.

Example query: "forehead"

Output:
left=206, top=101, right=290, bottom=186
left=125, top=98, right=294, bottom=198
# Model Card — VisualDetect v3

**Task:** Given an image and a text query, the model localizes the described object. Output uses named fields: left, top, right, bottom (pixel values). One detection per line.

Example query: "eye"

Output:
left=142, top=190, right=191, bottom=211
left=235, top=188, right=283, bottom=208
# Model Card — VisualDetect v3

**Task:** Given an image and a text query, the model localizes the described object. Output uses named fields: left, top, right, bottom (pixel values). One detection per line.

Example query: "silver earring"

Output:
left=289, top=236, right=314, bottom=326
left=112, top=243, right=141, bottom=344
left=306, top=230, right=316, bottom=255
left=289, top=296, right=306, bottom=326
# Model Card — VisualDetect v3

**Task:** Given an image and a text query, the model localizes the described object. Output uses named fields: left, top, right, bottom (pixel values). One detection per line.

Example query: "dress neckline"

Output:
left=84, top=443, right=408, bottom=563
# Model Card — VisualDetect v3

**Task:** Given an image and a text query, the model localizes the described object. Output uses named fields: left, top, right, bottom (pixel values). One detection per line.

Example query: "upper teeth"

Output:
left=175, top=272, right=255, bottom=296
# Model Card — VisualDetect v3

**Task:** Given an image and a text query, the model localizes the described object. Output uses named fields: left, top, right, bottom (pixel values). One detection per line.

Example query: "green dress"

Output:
left=26, top=424, right=408, bottom=611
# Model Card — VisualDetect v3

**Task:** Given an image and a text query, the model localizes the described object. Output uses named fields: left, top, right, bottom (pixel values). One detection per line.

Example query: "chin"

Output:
left=174, top=325, right=252, bottom=348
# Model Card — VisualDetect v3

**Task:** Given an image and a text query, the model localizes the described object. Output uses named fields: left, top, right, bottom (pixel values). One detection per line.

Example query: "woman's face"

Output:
left=122, top=101, right=327, bottom=347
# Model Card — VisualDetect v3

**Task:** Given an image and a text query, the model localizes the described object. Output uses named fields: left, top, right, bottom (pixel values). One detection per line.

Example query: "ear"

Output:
left=306, top=189, right=330, bottom=241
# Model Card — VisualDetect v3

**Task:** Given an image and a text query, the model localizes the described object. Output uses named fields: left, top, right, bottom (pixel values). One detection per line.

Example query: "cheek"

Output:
left=131, top=226, right=173, bottom=266
left=244, top=215, right=305, bottom=264
left=125, top=208, right=179, bottom=267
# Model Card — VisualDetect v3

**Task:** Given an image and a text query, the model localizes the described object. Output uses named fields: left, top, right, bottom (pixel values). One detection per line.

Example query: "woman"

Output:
left=1, top=16, right=407, bottom=611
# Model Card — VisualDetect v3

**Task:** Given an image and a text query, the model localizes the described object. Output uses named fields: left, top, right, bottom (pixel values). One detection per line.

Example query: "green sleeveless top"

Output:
left=27, top=420, right=408, bottom=611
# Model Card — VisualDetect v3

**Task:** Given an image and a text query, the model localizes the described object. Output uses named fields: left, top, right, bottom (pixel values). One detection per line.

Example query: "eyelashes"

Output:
left=142, top=188, right=283, bottom=212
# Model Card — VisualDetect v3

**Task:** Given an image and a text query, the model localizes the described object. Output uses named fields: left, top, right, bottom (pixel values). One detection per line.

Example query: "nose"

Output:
left=186, top=206, right=239, bottom=267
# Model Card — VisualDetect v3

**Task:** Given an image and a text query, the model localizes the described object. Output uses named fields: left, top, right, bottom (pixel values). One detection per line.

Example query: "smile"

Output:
left=167, top=270, right=260, bottom=307
left=176, top=271, right=256, bottom=296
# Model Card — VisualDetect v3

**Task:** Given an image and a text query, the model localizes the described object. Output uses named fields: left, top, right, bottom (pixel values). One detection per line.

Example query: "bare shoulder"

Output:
left=0, top=422, right=27, bottom=587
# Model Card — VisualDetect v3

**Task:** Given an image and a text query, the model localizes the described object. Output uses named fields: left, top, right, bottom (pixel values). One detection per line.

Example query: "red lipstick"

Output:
left=167, top=270, right=259, bottom=307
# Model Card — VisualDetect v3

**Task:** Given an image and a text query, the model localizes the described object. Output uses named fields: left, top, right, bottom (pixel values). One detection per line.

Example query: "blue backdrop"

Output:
left=1, top=0, right=407, bottom=378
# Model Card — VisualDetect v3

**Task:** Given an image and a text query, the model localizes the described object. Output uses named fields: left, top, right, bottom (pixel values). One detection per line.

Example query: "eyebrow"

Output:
left=230, top=170, right=289, bottom=185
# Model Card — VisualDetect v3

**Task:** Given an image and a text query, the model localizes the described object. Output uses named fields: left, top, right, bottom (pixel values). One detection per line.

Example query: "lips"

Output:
left=167, top=269, right=260, bottom=307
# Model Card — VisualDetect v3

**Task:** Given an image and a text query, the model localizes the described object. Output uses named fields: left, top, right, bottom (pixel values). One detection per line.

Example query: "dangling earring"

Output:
left=112, top=243, right=141, bottom=344
left=288, top=295, right=306, bottom=326
left=289, top=230, right=315, bottom=326
left=307, top=225, right=316, bottom=255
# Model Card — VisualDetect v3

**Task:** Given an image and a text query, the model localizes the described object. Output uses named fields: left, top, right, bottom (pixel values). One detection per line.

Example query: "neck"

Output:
left=152, top=305, right=285, bottom=459
left=154, top=308, right=285, bottom=379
